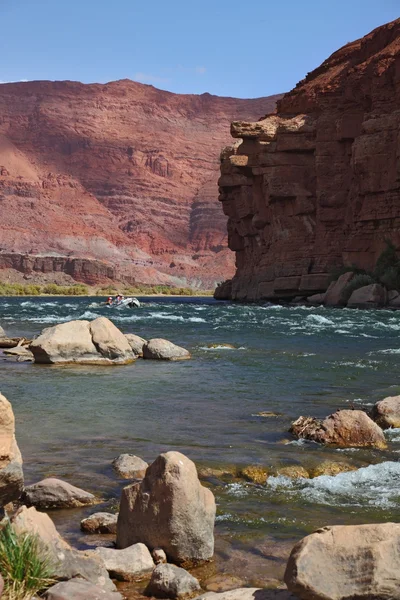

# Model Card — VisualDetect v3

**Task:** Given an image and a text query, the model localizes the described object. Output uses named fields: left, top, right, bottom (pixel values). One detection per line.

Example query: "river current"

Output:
left=1, top=296, right=400, bottom=585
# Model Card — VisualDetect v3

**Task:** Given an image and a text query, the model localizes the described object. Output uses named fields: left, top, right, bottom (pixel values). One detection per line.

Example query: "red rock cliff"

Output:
left=217, top=19, right=400, bottom=300
left=0, top=80, right=280, bottom=287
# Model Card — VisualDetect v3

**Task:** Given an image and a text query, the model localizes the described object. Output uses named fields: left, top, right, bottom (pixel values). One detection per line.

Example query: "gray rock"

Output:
left=30, top=317, right=135, bottom=365
left=347, top=283, right=387, bottom=308
left=22, top=478, right=97, bottom=509
left=143, top=338, right=191, bottom=361
left=44, top=580, right=123, bottom=600
left=96, top=542, right=154, bottom=581
left=324, top=272, right=354, bottom=306
left=11, top=506, right=116, bottom=591
left=117, top=451, right=215, bottom=564
left=145, top=563, right=200, bottom=599
left=0, top=393, right=24, bottom=507
left=81, top=512, right=118, bottom=534
left=125, top=333, right=147, bottom=356
left=285, top=523, right=400, bottom=600
left=112, top=454, right=148, bottom=479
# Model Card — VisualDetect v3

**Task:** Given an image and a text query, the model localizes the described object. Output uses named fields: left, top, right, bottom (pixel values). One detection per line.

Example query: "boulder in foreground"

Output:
left=145, top=563, right=200, bottom=599
left=112, top=454, right=148, bottom=479
left=12, top=506, right=116, bottom=590
left=22, top=477, right=97, bottom=509
left=30, top=317, right=135, bottom=365
left=290, top=409, right=387, bottom=449
left=0, top=392, right=24, bottom=506
left=96, top=543, right=154, bottom=581
left=285, top=523, right=400, bottom=600
left=44, top=579, right=123, bottom=599
left=143, top=338, right=191, bottom=361
left=117, top=451, right=215, bottom=564
left=371, top=395, right=400, bottom=429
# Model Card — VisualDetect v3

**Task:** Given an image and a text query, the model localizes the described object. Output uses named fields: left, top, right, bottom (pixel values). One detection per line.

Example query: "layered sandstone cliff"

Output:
left=0, top=80, right=279, bottom=287
left=217, top=18, right=400, bottom=300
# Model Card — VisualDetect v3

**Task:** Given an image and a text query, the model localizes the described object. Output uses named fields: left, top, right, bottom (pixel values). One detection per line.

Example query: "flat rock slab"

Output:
left=143, top=338, right=191, bottom=361
left=96, top=543, right=154, bottom=581
left=81, top=512, right=118, bottom=534
left=285, top=523, right=400, bottom=600
left=112, top=454, right=148, bottom=479
left=145, top=563, right=200, bottom=598
left=44, top=579, right=123, bottom=600
left=22, top=477, right=97, bottom=508
left=194, top=590, right=297, bottom=600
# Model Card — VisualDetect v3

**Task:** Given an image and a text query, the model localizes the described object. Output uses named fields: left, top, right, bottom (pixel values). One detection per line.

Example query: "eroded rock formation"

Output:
left=0, top=80, right=279, bottom=288
left=217, top=19, right=400, bottom=300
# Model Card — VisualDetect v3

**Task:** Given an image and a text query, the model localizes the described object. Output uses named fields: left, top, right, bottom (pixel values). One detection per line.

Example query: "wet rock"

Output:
left=112, top=454, right=148, bottom=479
left=306, top=293, right=325, bottom=305
left=197, top=466, right=236, bottom=480
left=276, top=465, right=309, bottom=479
left=22, top=478, right=97, bottom=509
left=238, top=465, right=268, bottom=484
left=285, top=523, right=400, bottom=600
left=207, top=343, right=236, bottom=349
left=290, top=410, right=387, bottom=449
left=347, top=283, right=387, bottom=308
left=96, top=543, right=154, bottom=581
left=81, top=512, right=118, bottom=534
left=256, top=411, right=281, bottom=418
left=310, top=461, right=357, bottom=478
left=0, top=325, right=5, bottom=338
left=371, top=395, right=400, bottom=429
left=324, top=272, right=354, bottom=307
left=145, top=563, right=200, bottom=599
left=203, top=575, right=244, bottom=592
left=143, top=338, right=191, bottom=361
left=44, top=580, right=123, bottom=599
left=152, top=548, right=167, bottom=564
left=125, top=333, right=147, bottom=356
left=30, top=317, right=135, bottom=365
left=12, top=506, right=116, bottom=591
left=195, top=590, right=296, bottom=599
left=0, top=393, right=24, bottom=506
left=3, top=346, right=34, bottom=360
left=117, top=451, right=215, bottom=563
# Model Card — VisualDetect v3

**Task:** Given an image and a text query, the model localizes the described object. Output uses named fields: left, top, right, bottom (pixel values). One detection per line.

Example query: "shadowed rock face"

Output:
left=0, top=80, right=279, bottom=288
left=217, top=18, right=400, bottom=301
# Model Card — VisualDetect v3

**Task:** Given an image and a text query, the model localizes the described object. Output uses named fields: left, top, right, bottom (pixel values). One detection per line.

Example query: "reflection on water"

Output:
left=1, top=296, right=400, bottom=583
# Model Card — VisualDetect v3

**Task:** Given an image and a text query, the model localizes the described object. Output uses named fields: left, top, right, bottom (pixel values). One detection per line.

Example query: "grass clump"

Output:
left=0, top=523, right=55, bottom=600
left=343, top=274, right=376, bottom=303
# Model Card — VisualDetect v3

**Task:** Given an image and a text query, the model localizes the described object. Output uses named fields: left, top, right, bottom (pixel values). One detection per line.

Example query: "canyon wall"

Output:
left=0, top=80, right=280, bottom=287
left=217, top=18, right=400, bottom=300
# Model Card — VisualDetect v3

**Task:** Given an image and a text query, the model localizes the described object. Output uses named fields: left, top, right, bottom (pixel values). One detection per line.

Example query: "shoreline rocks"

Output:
left=95, top=543, right=154, bottom=581
left=81, top=512, right=118, bottom=534
left=290, top=409, right=387, bottom=449
left=145, top=563, right=201, bottom=599
left=371, top=395, right=400, bottom=429
left=22, top=477, right=97, bottom=509
left=0, top=392, right=24, bottom=507
left=117, top=451, right=216, bottom=564
left=112, top=454, right=148, bottom=480
left=143, top=338, right=191, bottom=361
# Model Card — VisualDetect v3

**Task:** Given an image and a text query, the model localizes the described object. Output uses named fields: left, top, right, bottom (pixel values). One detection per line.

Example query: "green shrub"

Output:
left=0, top=523, right=55, bottom=600
left=329, top=264, right=368, bottom=284
left=374, top=240, right=399, bottom=279
left=343, top=274, right=376, bottom=302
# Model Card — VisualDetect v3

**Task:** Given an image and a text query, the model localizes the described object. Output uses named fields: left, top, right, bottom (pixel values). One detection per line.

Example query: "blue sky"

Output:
left=1, top=0, right=398, bottom=98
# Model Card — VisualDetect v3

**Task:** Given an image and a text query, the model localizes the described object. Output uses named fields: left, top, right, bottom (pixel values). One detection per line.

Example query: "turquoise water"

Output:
left=1, top=297, right=400, bottom=584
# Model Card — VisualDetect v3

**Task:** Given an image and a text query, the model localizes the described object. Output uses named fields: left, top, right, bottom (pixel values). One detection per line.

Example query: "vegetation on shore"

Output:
left=0, top=523, right=55, bottom=600
left=0, top=281, right=213, bottom=297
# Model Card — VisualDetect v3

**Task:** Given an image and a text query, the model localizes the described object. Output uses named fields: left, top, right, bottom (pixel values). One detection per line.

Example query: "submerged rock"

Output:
left=143, top=338, right=191, bottom=361
left=125, top=333, right=147, bottom=356
left=371, top=395, right=400, bottom=429
left=112, top=454, right=148, bottom=479
left=290, top=410, right=387, bottom=449
left=44, top=580, right=123, bottom=599
left=285, top=523, right=400, bottom=600
left=207, top=343, right=236, bottom=349
left=96, top=543, right=154, bottom=581
left=12, top=506, right=116, bottom=590
left=117, top=451, right=215, bottom=564
left=309, top=461, right=357, bottom=478
left=0, top=393, right=24, bottom=507
left=238, top=465, right=268, bottom=484
left=30, top=317, right=135, bottom=365
left=145, top=563, right=200, bottom=599
left=276, top=465, right=309, bottom=479
left=81, top=512, right=118, bottom=534
left=22, top=478, right=97, bottom=509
